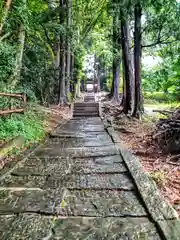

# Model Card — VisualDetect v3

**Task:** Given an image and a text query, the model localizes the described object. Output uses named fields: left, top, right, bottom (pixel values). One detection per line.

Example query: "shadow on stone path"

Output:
left=0, top=94, right=179, bottom=239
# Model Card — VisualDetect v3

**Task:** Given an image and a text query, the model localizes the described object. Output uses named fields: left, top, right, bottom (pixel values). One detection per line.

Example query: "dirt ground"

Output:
left=102, top=101, right=180, bottom=216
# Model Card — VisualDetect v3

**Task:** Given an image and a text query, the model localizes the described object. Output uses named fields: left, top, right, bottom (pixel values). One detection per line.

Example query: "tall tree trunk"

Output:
left=65, top=0, right=72, bottom=101
left=112, top=8, right=121, bottom=102
left=113, top=58, right=120, bottom=102
left=70, top=53, right=75, bottom=96
left=10, top=24, right=25, bottom=89
left=132, top=2, right=143, bottom=117
left=59, top=0, right=66, bottom=105
left=77, top=79, right=81, bottom=97
left=59, top=42, right=66, bottom=105
left=121, top=18, right=133, bottom=113
left=110, top=76, right=114, bottom=97
left=97, top=57, right=101, bottom=92
left=0, top=0, right=12, bottom=35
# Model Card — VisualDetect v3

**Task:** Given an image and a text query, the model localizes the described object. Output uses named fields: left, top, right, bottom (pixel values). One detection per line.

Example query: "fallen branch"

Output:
left=0, top=92, right=23, bottom=98
left=167, top=154, right=180, bottom=162
left=152, top=108, right=180, bottom=153
left=152, top=109, right=173, bottom=116
left=0, top=108, right=24, bottom=115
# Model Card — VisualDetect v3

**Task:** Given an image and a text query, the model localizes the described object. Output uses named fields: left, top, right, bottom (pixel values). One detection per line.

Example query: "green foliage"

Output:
left=0, top=109, right=45, bottom=142
left=106, top=74, right=113, bottom=91
left=0, top=42, right=16, bottom=82
left=144, top=92, right=169, bottom=102
left=1, top=0, right=180, bottom=148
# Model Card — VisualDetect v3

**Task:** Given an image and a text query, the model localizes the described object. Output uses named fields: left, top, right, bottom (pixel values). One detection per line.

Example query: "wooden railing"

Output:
left=0, top=93, right=27, bottom=116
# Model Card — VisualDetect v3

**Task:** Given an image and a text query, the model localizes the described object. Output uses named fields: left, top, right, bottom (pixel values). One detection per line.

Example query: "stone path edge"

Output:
left=99, top=103, right=180, bottom=240
left=105, top=127, right=179, bottom=221
left=0, top=118, right=69, bottom=180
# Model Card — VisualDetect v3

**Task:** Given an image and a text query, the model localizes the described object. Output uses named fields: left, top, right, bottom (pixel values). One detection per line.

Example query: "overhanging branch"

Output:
left=142, top=39, right=178, bottom=48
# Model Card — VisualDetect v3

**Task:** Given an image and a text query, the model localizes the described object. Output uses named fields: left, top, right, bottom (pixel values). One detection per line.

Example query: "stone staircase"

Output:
left=73, top=93, right=99, bottom=117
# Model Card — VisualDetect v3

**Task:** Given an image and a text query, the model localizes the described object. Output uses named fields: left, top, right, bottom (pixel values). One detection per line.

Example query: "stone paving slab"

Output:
left=47, top=173, right=133, bottom=190
left=70, top=161, right=127, bottom=173
left=17, top=158, right=126, bottom=175
left=0, top=215, right=15, bottom=240
left=22, top=155, right=123, bottom=168
left=23, top=156, right=69, bottom=166
left=0, top=215, right=161, bottom=240
left=50, top=131, right=110, bottom=138
left=57, top=189, right=147, bottom=217
left=1, top=101, right=179, bottom=239
left=10, top=160, right=68, bottom=176
left=56, top=125, right=105, bottom=132
left=0, top=214, right=52, bottom=240
left=33, top=146, right=119, bottom=158
left=53, top=217, right=161, bottom=240
left=56, top=118, right=104, bottom=128
left=0, top=175, right=47, bottom=188
left=45, top=136, right=112, bottom=147
left=93, top=155, right=123, bottom=164
left=0, top=189, right=63, bottom=215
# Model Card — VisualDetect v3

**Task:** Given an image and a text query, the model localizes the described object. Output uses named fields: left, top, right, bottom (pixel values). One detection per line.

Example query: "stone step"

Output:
left=55, top=123, right=104, bottom=133
left=74, top=105, right=98, bottom=109
left=74, top=107, right=99, bottom=112
left=84, top=98, right=95, bottom=102
left=73, top=110, right=99, bottom=114
left=74, top=103, right=98, bottom=107
left=70, top=117, right=102, bottom=124
left=73, top=112, right=99, bottom=117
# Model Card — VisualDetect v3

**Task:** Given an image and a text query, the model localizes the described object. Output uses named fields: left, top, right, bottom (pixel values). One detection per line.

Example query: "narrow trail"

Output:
left=0, top=93, right=179, bottom=239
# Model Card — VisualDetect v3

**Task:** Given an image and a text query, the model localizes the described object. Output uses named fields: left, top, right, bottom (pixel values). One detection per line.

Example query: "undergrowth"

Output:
left=0, top=105, right=46, bottom=144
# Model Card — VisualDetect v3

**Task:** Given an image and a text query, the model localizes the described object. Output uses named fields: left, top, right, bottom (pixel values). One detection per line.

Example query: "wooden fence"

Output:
left=0, top=93, right=27, bottom=116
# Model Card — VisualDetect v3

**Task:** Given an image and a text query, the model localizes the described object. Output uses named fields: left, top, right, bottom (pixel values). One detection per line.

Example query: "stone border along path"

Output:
left=0, top=95, right=179, bottom=239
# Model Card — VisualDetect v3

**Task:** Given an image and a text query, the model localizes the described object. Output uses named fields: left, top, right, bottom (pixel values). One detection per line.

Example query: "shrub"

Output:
left=0, top=108, right=45, bottom=143
left=144, top=92, right=177, bottom=103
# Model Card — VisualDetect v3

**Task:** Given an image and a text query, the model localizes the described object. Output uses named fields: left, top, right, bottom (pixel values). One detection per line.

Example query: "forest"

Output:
left=0, top=0, right=180, bottom=218
left=0, top=0, right=180, bottom=148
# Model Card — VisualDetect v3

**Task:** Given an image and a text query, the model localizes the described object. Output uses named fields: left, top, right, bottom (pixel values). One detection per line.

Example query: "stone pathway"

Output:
left=0, top=95, right=179, bottom=239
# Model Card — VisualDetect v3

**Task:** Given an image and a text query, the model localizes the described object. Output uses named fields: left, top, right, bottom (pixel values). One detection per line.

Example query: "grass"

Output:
left=0, top=105, right=46, bottom=145
left=144, top=92, right=180, bottom=110
left=144, top=102, right=180, bottom=109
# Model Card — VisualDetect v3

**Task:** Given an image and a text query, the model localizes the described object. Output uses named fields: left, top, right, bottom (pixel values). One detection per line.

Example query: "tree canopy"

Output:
left=0, top=0, right=180, bottom=114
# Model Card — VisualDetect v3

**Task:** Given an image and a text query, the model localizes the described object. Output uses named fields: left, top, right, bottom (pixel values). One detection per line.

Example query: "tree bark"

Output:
left=132, top=2, right=143, bottom=117
left=10, top=24, right=25, bottom=89
left=0, top=0, right=12, bottom=35
left=58, top=0, right=66, bottom=105
left=97, top=57, right=101, bottom=92
left=113, top=58, right=120, bottom=102
left=70, top=53, right=75, bottom=95
left=65, top=0, right=72, bottom=101
left=77, top=79, right=81, bottom=97
left=121, top=18, right=133, bottom=113
left=112, top=8, right=121, bottom=102
left=59, top=41, right=66, bottom=105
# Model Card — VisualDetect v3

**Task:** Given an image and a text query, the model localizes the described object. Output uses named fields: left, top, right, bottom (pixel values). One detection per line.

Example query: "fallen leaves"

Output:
left=103, top=101, right=180, bottom=216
